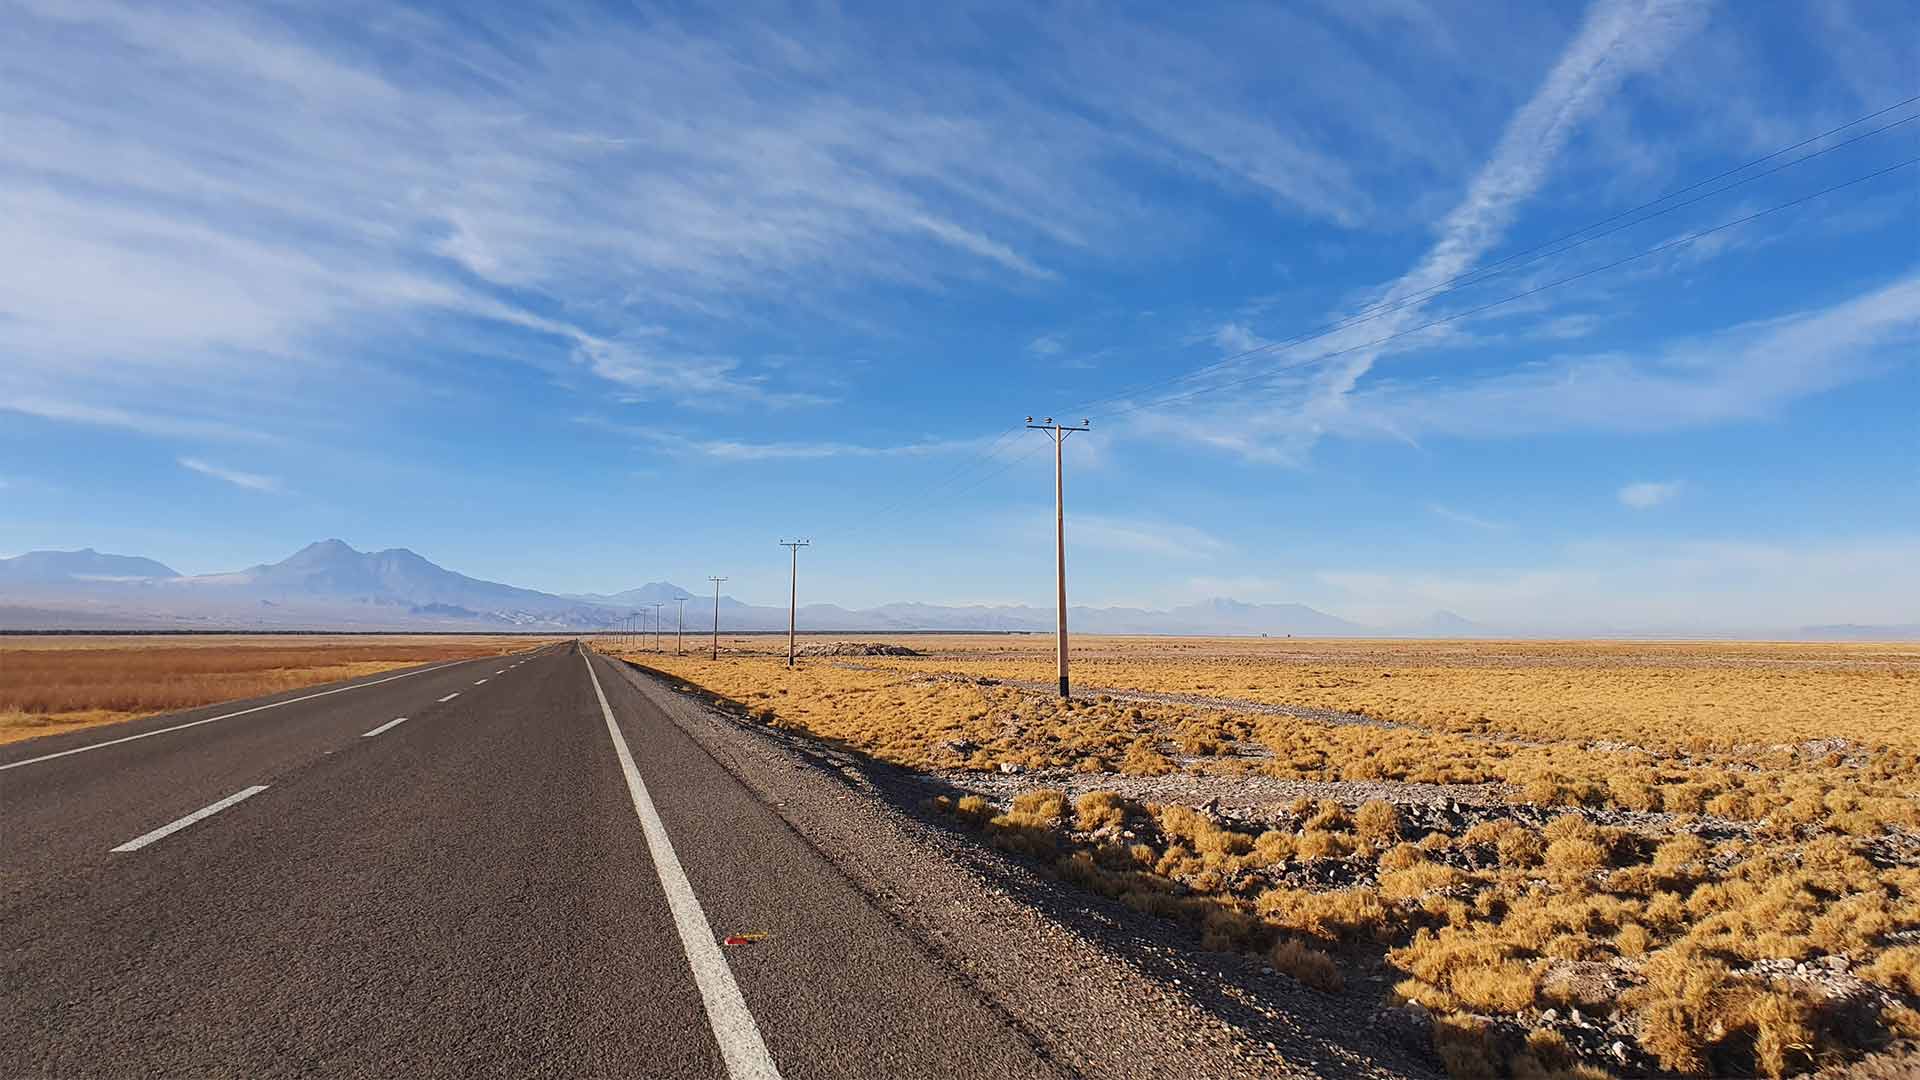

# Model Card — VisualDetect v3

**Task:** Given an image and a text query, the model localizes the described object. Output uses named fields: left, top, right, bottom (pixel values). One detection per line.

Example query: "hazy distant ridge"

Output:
left=0, top=541, right=1367, bottom=634
left=0, top=548, right=180, bottom=584
left=4, top=543, right=1917, bottom=638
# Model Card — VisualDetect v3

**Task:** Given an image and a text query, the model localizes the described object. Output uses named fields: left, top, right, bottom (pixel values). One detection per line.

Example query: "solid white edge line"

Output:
left=438, top=693, right=460, bottom=703
left=0, top=656, right=496, bottom=773
left=362, top=716, right=409, bottom=738
left=110, top=785, right=270, bottom=852
left=583, top=650, right=782, bottom=1080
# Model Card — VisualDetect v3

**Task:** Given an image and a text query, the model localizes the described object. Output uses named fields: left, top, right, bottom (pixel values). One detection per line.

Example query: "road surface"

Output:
left=0, top=642, right=1059, bottom=1079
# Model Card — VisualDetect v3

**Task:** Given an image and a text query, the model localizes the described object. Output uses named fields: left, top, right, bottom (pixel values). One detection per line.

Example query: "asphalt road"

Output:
left=1, top=642, right=1059, bottom=1079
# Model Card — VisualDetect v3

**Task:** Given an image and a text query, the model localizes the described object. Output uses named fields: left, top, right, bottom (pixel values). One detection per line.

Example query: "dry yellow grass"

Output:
left=0, top=635, right=547, bottom=745
left=615, top=635, right=1920, bottom=1078
left=657, top=633, right=1920, bottom=752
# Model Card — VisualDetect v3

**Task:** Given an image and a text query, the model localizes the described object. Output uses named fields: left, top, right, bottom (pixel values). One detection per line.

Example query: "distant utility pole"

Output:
left=651, top=602, right=664, bottom=652
left=708, top=577, right=727, bottom=660
left=780, top=539, right=811, bottom=668
left=1026, top=415, right=1090, bottom=698
left=674, top=596, right=689, bottom=656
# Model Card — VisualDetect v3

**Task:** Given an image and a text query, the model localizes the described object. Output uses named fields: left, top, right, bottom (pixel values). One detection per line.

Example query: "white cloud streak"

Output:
left=577, top=418, right=997, bottom=462
left=1138, top=0, right=1709, bottom=461
left=178, top=457, right=280, bottom=492
left=0, top=1, right=1606, bottom=443
left=1427, top=503, right=1508, bottom=529
left=1055, top=515, right=1231, bottom=559
left=1618, top=480, right=1682, bottom=508
left=1341, top=273, right=1920, bottom=438
left=0, top=395, right=272, bottom=442
left=1309, top=535, right=1920, bottom=630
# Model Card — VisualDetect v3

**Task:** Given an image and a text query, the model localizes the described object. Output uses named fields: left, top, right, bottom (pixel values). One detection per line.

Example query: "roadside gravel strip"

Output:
left=610, top=657, right=1436, bottom=1080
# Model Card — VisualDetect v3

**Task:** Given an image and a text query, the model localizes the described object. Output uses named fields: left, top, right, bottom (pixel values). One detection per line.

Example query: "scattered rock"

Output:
left=1375, top=1003, right=1432, bottom=1051
left=795, top=642, right=924, bottom=657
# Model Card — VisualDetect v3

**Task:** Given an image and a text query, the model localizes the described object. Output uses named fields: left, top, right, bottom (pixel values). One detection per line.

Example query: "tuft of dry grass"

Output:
left=1269, top=938, right=1344, bottom=993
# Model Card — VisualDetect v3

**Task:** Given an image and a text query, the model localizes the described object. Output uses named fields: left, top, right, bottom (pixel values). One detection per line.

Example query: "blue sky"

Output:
left=1, top=0, right=1916, bottom=631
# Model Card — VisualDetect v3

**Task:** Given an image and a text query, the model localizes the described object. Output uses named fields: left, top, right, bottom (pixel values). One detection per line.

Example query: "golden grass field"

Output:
left=0, top=635, right=547, bottom=745
left=614, top=633, right=1920, bottom=1079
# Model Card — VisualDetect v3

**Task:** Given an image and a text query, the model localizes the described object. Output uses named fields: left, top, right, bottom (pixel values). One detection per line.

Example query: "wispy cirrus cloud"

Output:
left=1427, top=503, right=1508, bottom=530
left=1341, top=273, right=1920, bottom=440
left=1618, top=480, right=1682, bottom=508
left=0, top=395, right=272, bottom=442
left=576, top=417, right=994, bottom=461
left=1309, top=535, right=1920, bottom=629
left=1035, top=515, right=1231, bottom=559
left=0, top=0, right=1598, bottom=444
left=1133, top=0, right=1711, bottom=460
left=179, top=457, right=280, bottom=493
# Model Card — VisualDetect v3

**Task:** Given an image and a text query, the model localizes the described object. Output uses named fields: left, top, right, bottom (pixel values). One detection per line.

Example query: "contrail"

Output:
left=1299, top=0, right=1712, bottom=440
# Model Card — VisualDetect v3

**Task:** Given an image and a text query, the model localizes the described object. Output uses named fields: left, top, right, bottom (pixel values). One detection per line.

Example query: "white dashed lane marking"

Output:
left=110, top=786, right=270, bottom=853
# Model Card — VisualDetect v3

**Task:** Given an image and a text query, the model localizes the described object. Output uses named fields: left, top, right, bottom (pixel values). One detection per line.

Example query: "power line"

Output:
left=1073, top=95, right=1920, bottom=415
left=821, top=99, right=1920, bottom=544
left=1103, top=155, right=1920, bottom=418
left=826, top=421, right=1028, bottom=535
left=843, top=153, right=1917, bottom=538
left=850, top=437, right=1053, bottom=534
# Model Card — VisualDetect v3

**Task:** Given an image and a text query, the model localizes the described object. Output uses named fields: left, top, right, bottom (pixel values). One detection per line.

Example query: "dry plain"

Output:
left=0, top=634, right=546, bottom=745
left=615, top=633, right=1920, bottom=1079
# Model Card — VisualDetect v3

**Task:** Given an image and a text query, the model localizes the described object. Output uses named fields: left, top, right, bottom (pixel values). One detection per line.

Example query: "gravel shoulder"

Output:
left=609, top=656, right=1440, bottom=1080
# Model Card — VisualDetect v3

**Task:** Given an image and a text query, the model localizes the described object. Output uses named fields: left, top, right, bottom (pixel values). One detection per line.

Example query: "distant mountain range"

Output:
left=0, top=548, right=180, bottom=584
left=2, top=542, right=1915, bottom=638
left=0, top=541, right=1381, bottom=634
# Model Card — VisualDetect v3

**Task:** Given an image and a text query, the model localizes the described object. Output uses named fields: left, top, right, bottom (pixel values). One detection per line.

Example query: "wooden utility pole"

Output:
left=708, top=577, right=727, bottom=660
left=651, top=602, right=664, bottom=652
left=1025, top=416, right=1090, bottom=697
left=780, top=540, right=810, bottom=668
left=674, top=596, right=688, bottom=656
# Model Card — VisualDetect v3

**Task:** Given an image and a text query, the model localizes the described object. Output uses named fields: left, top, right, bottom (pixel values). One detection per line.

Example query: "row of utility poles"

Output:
left=625, top=414, right=1086, bottom=697
left=695, top=538, right=809, bottom=667
left=613, top=597, right=690, bottom=654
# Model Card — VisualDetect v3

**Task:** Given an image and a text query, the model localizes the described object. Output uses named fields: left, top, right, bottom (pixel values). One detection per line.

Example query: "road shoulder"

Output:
left=603, top=653, right=1435, bottom=1080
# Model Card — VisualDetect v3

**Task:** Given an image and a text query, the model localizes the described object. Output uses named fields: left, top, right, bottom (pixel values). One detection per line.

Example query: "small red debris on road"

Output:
left=721, top=931, right=769, bottom=946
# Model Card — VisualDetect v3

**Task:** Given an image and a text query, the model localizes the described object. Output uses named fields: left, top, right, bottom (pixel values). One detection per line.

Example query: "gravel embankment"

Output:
left=611, top=658, right=1440, bottom=1080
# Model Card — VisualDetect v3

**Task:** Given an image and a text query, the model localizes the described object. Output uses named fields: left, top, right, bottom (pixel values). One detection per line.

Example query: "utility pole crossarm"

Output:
left=1024, top=416, right=1091, bottom=699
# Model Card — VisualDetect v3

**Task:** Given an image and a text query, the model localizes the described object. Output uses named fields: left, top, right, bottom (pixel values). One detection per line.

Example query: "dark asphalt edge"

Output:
left=0, top=643, right=559, bottom=766
left=592, top=650, right=1082, bottom=1080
